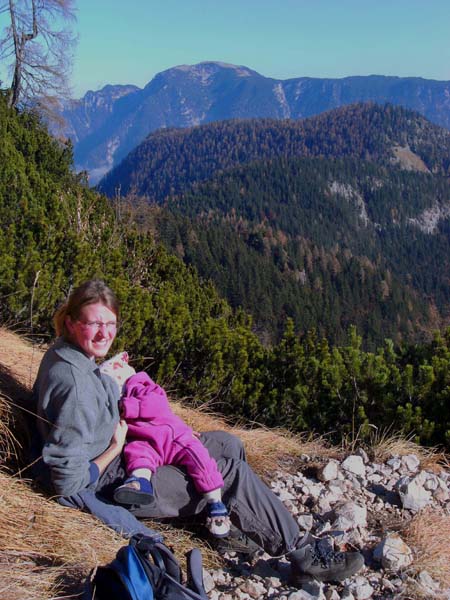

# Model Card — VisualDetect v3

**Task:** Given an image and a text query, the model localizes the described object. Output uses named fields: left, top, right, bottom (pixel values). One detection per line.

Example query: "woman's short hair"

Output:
left=53, top=279, right=119, bottom=338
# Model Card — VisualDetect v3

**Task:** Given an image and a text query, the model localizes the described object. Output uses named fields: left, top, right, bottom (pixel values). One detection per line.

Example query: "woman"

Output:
left=32, top=279, right=364, bottom=584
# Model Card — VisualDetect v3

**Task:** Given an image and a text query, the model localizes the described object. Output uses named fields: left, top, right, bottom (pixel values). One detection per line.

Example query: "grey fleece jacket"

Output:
left=34, top=337, right=120, bottom=496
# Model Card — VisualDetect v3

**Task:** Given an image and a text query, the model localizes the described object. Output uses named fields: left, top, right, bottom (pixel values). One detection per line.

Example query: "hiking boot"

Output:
left=206, top=501, right=231, bottom=538
left=113, top=476, right=154, bottom=505
left=289, top=540, right=364, bottom=584
left=211, top=524, right=262, bottom=558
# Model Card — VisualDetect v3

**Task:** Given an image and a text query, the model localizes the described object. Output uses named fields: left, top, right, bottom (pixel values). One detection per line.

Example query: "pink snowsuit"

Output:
left=121, top=372, right=224, bottom=494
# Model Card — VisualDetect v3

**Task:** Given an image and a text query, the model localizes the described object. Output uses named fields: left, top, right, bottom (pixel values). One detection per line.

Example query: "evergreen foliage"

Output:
left=1, top=92, right=450, bottom=450
left=133, top=156, right=450, bottom=347
left=98, top=103, right=450, bottom=200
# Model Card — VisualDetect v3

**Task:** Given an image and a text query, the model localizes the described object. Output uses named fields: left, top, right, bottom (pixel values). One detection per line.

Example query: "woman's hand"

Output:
left=93, top=419, right=128, bottom=475
left=111, top=419, right=128, bottom=451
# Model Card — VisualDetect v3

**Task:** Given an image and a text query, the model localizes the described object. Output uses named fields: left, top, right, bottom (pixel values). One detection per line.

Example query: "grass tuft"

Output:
left=369, top=427, right=448, bottom=471
left=403, top=507, right=450, bottom=588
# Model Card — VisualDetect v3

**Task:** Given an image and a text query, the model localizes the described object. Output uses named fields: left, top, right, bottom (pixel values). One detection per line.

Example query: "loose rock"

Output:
left=342, top=455, right=366, bottom=477
left=373, top=533, right=413, bottom=569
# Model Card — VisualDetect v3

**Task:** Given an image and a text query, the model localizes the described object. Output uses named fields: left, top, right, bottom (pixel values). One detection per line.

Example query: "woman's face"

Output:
left=65, top=302, right=118, bottom=359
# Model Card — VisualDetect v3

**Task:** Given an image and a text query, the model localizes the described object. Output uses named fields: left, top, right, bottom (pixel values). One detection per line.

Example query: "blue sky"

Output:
left=70, top=0, right=450, bottom=96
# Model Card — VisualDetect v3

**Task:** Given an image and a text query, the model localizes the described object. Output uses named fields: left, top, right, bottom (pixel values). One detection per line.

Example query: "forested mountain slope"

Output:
left=98, top=103, right=450, bottom=200
left=133, top=156, right=450, bottom=346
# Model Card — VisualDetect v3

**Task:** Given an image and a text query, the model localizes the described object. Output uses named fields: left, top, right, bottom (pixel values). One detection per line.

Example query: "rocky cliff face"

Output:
left=56, top=84, right=139, bottom=143
left=54, top=62, right=450, bottom=183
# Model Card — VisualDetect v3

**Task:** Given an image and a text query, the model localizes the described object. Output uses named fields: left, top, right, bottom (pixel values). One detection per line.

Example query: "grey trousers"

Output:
left=97, top=430, right=301, bottom=556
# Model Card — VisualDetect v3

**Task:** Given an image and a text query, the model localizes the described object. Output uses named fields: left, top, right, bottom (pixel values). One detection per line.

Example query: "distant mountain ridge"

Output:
left=55, top=62, right=450, bottom=183
left=98, top=103, right=450, bottom=200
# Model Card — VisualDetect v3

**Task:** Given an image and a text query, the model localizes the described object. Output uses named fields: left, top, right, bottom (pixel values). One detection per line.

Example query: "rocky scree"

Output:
left=202, top=450, right=450, bottom=600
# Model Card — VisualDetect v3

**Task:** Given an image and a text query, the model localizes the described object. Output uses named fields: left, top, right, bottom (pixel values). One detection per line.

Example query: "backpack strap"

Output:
left=186, top=548, right=208, bottom=600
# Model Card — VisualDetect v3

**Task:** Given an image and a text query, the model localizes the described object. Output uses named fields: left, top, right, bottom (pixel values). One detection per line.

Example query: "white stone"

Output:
left=367, top=473, right=383, bottom=483
left=345, top=473, right=363, bottom=491
left=265, top=576, right=281, bottom=589
left=317, top=496, right=332, bottom=513
left=373, top=533, right=413, bottom=569
left=347, top=576, right=374, bottom=599
left=397, top=474, right=432, bottom=512
left=318, top=460, right=339, bottom=482
left=332, top=515, right=354, bottom=532
left=380, top=578, right=396, bottom=591
left=278, top=489, right=296, bottom=502
left=424, top=474, right=450, bottom=497
left=323, top=489, right=345, bottom=505
left=342, top=455, right=366, bottom=477
left=239, top=580, right=266, bottom=599
left=402, top=454, right=420, bottom=471
left=298, top=514, right=314, bottom=530
left=386, top=477, right=398, bottom=490
left=417, top=570, right=440, bottom=592
left=329, top=480, right=347, bottom=492
left=386, top=457, right=402, bottom=471
left=346, top=529, right=365, bottom=547
left=424, top=473, right=440, bottom=491
left=378, top=465, right=393, bottom=477
left=333, top=501, right=367, bottom=530
left=285, top=500, right=299, bottom=514
left=362, top=489, right=376, bottom=502
left=203, top=569, right=216, bottom=593
left=309, top=483, right=325, bottom=499
left=288, top=591, right=316, bottom=600
left=433, top=479, right=450, bottom=502
left=235, top=592, right=251, bottom=600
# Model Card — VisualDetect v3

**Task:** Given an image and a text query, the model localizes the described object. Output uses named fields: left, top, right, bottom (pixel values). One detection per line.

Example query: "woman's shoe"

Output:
left=113, top=476, right=154, bottom=505
left=289, top=540, right=364, bottom=584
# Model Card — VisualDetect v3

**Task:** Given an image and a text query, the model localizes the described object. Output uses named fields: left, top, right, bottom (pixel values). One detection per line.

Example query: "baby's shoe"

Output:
left=113, top=476, right=154, bottom=505
left=206, top=501, right=231, bottom=538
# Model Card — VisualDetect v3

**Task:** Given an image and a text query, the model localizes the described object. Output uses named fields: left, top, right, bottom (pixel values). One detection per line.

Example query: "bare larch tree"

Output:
left=0, top=0, right=76, bottom=109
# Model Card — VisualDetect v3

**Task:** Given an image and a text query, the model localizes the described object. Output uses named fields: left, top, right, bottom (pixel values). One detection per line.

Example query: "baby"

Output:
left=99, top=352, right=230, bottom=538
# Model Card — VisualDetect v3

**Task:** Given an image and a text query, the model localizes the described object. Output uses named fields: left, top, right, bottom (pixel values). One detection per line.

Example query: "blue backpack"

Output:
left=86, top=534, right=209, bottom=599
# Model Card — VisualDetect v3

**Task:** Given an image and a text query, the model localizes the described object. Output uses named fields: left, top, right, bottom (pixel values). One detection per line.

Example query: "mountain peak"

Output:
left=163, top=61, right=260, bottom=80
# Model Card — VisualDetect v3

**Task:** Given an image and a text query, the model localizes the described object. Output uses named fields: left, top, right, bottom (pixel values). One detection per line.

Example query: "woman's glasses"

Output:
left=77, top=320, right=118, bottom=332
